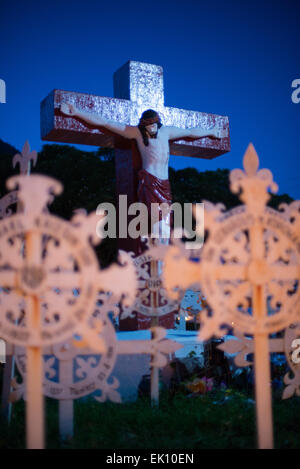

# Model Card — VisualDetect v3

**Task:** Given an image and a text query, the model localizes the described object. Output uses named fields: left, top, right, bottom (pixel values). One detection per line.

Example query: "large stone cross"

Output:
left=40, top=60, right=230, bottom=330
left=41, top=61, right=230, bottom=236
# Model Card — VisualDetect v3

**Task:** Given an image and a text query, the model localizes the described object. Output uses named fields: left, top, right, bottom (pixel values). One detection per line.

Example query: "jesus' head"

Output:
left=138, top=109, right=162, bottom=146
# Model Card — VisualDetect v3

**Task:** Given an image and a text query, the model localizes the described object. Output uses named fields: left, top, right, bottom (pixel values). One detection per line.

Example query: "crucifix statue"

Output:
left=40, top=60, right=230, bottom=329
left=60, top=104, right=222, bottom=239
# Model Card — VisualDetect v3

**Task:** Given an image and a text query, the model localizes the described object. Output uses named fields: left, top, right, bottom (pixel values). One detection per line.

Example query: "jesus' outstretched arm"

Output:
left=60, top=103, right=138, bottom=139
left=165, top=125, right=222, bottom=140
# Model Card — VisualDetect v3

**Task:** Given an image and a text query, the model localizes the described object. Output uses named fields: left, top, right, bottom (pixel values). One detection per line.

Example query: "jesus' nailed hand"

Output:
left=60, top=102, right=222, bottom=181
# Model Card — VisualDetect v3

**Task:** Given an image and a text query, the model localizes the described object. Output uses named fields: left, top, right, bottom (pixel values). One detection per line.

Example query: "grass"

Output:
left=0, top=389, right=299, bottom=449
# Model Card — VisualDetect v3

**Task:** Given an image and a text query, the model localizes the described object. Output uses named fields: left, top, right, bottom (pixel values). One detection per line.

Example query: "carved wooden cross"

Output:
left=40, top=60, right=230, bottom=330
left=11, top=318, right=183, bottom=439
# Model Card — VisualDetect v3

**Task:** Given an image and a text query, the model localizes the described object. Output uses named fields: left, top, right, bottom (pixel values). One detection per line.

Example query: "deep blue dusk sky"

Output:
left=1, top=0, right=299, bottom=198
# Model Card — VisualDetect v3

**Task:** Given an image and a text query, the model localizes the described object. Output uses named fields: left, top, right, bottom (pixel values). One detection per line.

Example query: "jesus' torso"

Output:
left=135, top=127, right=170, bottom=180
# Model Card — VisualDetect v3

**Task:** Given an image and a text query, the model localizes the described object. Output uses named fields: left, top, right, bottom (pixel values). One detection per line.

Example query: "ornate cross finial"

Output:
left=12, top=141, right=38, bottom=174
left=230, top=143, right=278, bottom=213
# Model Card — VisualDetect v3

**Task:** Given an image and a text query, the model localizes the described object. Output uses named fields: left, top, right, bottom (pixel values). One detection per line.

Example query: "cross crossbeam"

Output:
left=41, top=61, right=230, bottom=159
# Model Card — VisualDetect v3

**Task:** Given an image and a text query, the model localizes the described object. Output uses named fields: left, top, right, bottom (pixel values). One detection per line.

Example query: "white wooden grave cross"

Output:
left=0, top=170, right=138, bottom=448
left=119, top=239, right=183, bottom=402
left=162, top=143, right=300, bottom=449
left=0, top=141, right=38, bottom=421
left=10, top=292, right=121, bottom=439
left=10, top=292, right=182, bottom=439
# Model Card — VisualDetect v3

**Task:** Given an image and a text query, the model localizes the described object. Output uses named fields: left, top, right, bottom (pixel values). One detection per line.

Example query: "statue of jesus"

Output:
left=60, top=104, right=221, bottom=239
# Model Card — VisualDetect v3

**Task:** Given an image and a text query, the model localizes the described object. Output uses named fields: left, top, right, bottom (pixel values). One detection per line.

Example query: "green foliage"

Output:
left=1, top=392, right=300, bottom=448
left=0, top=152, right=19, bottom=198
left=34, top=144, right=116, bottom=219
left=35, top=145, right=118, bottom=267
left=169, top=167, right=241, bottom=208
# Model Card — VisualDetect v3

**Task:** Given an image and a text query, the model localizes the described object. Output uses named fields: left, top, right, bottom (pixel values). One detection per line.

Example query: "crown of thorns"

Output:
left=138, top=115, right=161, bottom=127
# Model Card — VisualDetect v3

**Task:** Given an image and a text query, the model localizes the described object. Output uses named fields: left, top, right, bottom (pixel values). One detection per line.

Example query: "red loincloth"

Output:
left=137, top=168, right=173, bottom=235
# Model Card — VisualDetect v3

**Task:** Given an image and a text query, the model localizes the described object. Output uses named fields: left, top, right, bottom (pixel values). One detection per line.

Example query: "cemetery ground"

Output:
left=1, top=374, right=300, bottom=449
